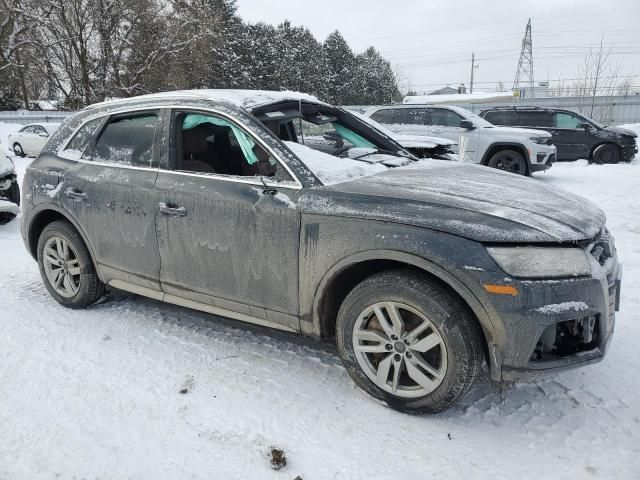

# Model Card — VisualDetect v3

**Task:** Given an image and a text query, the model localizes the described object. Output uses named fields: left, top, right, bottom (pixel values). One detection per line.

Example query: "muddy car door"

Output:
left=69, top=109, right=166, bottom=290
left=155, top=109, right=301, bottom=332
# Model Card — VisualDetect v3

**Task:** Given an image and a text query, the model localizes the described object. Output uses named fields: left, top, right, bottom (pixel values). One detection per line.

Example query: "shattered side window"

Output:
left=63, top=118, right=103, bottom=159
left=92, top=112, right=160, bottom=167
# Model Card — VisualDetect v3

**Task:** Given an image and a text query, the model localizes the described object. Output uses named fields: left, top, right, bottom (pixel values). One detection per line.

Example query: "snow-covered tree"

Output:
left=323, top=30, right=356, bottom=104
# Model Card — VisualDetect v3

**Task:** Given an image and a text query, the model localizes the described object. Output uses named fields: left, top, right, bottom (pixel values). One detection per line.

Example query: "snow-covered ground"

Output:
left=1, top=123, right=640, bottom=479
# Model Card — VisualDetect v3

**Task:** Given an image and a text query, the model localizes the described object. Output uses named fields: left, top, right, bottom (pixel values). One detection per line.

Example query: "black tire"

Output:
left=12, top=142, right=25, bottom=157
left=591, top=143, right=620, bottom=164
left=487, top=149, right=528, bottom=175
left=37, top=220, right=105, bottom=309
left=336, top=270, right=484, bottom=414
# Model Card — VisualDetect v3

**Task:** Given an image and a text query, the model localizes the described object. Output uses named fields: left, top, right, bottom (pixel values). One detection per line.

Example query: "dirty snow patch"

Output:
left=535, top=301, right=590, bottom=314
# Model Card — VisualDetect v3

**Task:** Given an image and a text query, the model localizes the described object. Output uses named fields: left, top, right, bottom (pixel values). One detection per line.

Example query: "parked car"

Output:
left=353, top=112, right=457, bottom=159
left=364, top=104, right=556, bottom=175
left=0, top=155, right=20, bottom=224
left=22, top=90, right=621, bottom=414
left=8, top=123, right=60, bottom=157
left=480, top=106, right=638, bottom=163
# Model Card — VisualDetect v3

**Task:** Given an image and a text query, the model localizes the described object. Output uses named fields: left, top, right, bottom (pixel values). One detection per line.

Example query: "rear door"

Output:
left=154, top=108, right=302, bottom=331
left=62, top=109, right=165, bottom=291
left=550, top=112, right=591, bottom=160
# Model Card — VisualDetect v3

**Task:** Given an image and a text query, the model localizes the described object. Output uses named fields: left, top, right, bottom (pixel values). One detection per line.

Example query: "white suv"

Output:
left=364, top=104, right=556, bottom=175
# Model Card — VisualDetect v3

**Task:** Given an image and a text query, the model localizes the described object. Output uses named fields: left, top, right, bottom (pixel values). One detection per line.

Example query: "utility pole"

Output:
left=470, top=52, right=475, bottom=94
left=513, top=18, right=535, bottom=98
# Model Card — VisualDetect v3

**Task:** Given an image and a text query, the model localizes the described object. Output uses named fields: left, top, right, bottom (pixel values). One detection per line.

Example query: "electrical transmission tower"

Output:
left=513, top=18, right=535, bottom=98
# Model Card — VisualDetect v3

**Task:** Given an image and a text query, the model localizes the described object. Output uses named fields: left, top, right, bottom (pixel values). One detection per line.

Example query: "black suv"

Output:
left=480, top=106, right=638, bottom=163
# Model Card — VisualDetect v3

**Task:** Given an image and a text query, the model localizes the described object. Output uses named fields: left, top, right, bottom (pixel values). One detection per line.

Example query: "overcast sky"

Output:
left=236, top=0, right=640, bottom=94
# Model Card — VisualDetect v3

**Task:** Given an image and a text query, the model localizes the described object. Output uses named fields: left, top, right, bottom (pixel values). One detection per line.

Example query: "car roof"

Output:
left=480, top=106, right=582, bottom=115
left=86, top=89, right=325, bottom=111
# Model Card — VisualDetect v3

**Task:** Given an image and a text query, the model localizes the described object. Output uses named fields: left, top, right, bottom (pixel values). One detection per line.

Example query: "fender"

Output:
left=310, top=249, right=503, bottom=376
left=25, top=203, right=102, bottom=278
left=481, top=141, right=531, bottom=169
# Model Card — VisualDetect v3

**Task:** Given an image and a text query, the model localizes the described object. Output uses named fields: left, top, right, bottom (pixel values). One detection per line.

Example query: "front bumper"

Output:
left=529, top=145, right=556, bottom=172
left=621, top=142, right=637, bottom=162
left=460, top=235, right=620, bottom=382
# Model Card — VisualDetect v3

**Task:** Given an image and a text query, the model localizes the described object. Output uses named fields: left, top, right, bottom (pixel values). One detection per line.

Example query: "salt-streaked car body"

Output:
left=20, top=90, right=620, bottom=413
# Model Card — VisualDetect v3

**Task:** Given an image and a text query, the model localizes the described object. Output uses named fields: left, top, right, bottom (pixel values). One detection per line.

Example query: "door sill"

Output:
left=108, top=279, right=298, bottom=333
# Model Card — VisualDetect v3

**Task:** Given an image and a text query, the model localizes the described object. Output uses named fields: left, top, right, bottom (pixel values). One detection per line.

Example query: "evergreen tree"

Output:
left=323, top=30, right=356, bottom=104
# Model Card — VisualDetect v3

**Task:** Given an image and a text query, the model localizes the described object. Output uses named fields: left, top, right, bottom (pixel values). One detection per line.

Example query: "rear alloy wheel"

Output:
left=488, top=149, right=528, bottom=175
left=592, top=144, right=620, bottom=164
left=37, top=220, right=105, bottom=308
left=12, top=143, right=25, bottom=157
left=336, top=270, right=484, bottom=414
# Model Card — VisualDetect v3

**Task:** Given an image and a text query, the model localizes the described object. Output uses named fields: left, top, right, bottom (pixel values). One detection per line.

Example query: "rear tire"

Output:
left=37, top=220, right=105, bottom=309
left=591, top=143, right=620, bottom=164
left=487, top=149, right=528, bottom=175
left=336, top=270, right=484, bottom=414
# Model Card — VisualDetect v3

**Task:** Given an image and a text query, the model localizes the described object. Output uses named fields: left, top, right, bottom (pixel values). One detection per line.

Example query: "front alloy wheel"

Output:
left=336, top=270, right=484, bottom=414
left=353, top=302, right=447, bottom=397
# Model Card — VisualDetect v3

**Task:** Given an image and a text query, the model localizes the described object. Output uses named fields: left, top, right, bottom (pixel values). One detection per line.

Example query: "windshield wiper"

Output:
left=351, top=148, right=414, bottom=161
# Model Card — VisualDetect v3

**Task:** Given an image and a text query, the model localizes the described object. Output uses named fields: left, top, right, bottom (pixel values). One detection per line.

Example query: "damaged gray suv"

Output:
left=21, top=90, right=622, bottom=414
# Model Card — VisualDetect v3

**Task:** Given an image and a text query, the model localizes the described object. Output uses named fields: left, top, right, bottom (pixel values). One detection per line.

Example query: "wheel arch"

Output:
left=26, top=205, right=100, bottom=275
left=311, top=250, right=499, bottom=371
left=481, top=142, right=530, bottom=173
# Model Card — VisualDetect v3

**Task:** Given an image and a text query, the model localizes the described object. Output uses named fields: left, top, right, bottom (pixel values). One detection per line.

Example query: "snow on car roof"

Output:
left=88, top=89, right=324, bottom=110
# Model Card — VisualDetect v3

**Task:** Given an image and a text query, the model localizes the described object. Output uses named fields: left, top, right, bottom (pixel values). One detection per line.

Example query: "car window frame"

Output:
left=552, top=111, right=585, bottom=130
left=429, top=107, right=464, bottom=128
left=20, top=126, right=36, bottom=134
left=164, top=107, right=301, bottom=189
left=58, top=105, right=303, bottom=190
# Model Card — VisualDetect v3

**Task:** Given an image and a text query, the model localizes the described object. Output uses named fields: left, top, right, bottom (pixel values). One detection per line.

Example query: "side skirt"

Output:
left=108, top=279, right=298, bottom=333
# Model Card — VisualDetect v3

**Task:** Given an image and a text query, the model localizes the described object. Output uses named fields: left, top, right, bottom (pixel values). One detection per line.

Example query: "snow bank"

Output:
left=284, top=141, right=386, bottom=185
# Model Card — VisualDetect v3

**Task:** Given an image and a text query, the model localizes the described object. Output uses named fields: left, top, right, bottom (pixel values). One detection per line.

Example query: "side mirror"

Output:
left=323, top=130, right=344, bottom=148
left=38, top=132, right=49, bottom=138
left=460, top=120, right=475, bottom=130
left=578, top=122, right=591, bottom=131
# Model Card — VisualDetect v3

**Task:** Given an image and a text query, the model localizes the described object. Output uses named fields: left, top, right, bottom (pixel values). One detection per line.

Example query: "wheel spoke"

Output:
left=405, top=319, right=431, bottom=343
left=411, top=333, right=443, bottom=353
left=62, top=274, right=76, bottom=295
left=67, top=258, right=80, bottom=276
left=354, top=330, right=390, bottom=353
left=53, top=269, right=64, bottom=289
left=385, top=302, right=405, bottom=337
left=407, top=353, right=444, bottom=381
left=391, top=359, right=402, bottom=393
left=406, top=359, right=440, bottom=393
left=376, top=354, right=394, bottom=386
left=372, top=305, right=396, bottom=338
left=44, top=254, right=62, bottom=267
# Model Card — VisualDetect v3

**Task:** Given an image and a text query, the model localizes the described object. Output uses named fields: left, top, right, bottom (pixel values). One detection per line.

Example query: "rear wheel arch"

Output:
left=590, top=142, right=621, bottom=163
left=27, top=207, right=99, bottom=275
left=312, top=250, right=498, bottom=367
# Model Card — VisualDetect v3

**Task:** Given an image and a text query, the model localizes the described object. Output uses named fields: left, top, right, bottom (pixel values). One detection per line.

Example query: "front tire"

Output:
left=37, top=220, right=105, bottom=309
left=487, top=149, right=528, bottom=175
left=336, top=270, right=484, bottom=414
left=592, top=143, right=620, bottom=164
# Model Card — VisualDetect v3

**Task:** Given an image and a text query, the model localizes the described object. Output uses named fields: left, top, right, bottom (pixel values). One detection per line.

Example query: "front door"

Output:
left=550, top=112, right=591, bottom=160
left=155, top=109, right=301, bottom=331
left=66, top=110, right=165, bottom=290
left=428, top=108, right=479, bottom=162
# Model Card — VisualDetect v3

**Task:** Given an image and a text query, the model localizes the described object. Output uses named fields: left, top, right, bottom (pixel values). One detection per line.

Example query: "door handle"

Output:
left=159, top=202, right=187, bottom=217
left=64, top=188, right=87, bottom=200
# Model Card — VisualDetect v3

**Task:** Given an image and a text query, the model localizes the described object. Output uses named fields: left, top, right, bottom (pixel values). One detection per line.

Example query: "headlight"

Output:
left=487, top=247, right=591, bottom=278
left=530, top=136, right=550, bottom=145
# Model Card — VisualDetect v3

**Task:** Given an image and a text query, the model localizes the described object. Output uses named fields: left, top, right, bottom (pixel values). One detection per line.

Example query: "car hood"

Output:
left=299, top=160, right=605, bottom=243
left=394, top=133, right=456, bottom=148
left=482, top=125, right=552, bottom=138
left=605, top=126, right=638, bottom=138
